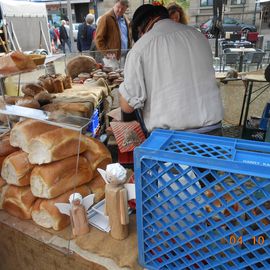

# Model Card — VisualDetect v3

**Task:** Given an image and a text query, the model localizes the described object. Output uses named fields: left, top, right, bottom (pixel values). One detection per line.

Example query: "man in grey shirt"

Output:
left=119, top=4, right=223, bottom=135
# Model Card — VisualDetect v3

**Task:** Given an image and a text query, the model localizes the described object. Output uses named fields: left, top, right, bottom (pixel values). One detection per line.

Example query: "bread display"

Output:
left=21, top=83, right=45, bottom=97
left=1, top=150, right=34, bottom=186
left=2, top=185, right=36, bottom=219
left=10, top=119, right=59, bottom=153
left=30, top=155, right=93, bottom=199
left=32, top=184, right=91, bottom=230
left=88, top=175, right=105, bottom=203
left=28, top=128, right=89, bottom=165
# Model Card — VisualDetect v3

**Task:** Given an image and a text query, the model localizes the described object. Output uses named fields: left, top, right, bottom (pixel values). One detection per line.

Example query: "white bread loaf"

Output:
left=10, top=119, right=59, bottom=153
left=0, top=133, right=19, bottom=156
left=82, top=136, right=112, bottom=176
left=30, top=155, right=93, bottom=199
left=2, top=185, right=37, bottom=219
left=88, top=175, right=105, bottom=203
left=32, top=185, right=91, bottom=231
left=1, top=150, right=34, bottom=186
left=28, top=128, right=88, bottom=165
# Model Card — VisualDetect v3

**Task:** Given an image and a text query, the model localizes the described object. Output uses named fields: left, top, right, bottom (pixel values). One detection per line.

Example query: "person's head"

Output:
left=85, top=13, right=94, bottom=25
left=113, top=0, right=129, bottom=17
left=132, top=4, right=169, bottom=42
left=167, top=2, right=188, bottom=25
left=61, top=20, right=66, bottom=26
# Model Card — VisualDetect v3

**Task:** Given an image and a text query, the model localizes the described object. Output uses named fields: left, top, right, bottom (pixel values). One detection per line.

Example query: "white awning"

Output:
left=0, top=0, right=47, bottom=17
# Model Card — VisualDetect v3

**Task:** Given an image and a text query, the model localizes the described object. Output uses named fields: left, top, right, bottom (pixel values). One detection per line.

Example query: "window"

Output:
left=231, top=0, right=245, bottom=5
left=200, top=0, right=213, bottom=7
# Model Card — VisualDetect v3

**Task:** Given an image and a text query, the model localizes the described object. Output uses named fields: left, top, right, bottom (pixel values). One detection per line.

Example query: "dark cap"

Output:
left=132, top=4, right=169, bottom=42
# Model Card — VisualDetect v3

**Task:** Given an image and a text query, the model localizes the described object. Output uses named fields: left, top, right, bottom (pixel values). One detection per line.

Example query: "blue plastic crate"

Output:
left=134, top=129, right=270, bottom=270
left=87, top=108, right=99, bottom=135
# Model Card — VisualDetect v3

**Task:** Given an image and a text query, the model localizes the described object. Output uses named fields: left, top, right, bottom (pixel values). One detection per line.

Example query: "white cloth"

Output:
left=119, top=19, right=223, bottom=132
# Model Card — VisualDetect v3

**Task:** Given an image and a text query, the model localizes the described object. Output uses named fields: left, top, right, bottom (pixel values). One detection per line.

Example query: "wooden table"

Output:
left=239, top=74, right=270, bottom=134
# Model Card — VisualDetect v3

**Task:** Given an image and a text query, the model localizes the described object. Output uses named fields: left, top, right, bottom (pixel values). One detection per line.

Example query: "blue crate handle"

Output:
left=135, top=129, right=270, bottom=178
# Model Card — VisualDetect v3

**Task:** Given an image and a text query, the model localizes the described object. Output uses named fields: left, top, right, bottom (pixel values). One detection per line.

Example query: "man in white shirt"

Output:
left=119, top=4, right=223, bottom=135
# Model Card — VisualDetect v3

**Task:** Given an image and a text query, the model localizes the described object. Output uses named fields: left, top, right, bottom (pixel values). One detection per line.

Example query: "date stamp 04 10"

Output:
left=224, top=235, right=266, bottom=245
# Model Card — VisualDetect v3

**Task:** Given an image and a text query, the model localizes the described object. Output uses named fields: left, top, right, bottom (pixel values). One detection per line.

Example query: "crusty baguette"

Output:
left=32, top=184, right=91, bottom=231
left=82, top=136, right=112, bottom=176
left=0, top=133, right=19, bottom=156
left=28, top=128, right=88, bottom=165
left=2, top=185, right=36, bottom=219
left=88, top=175, right=105, bottom=203
left=10, top=119, right=59, bottom=153
left=30, top=155, right=93, bottom=199
left=1, top=150, right=34, bottom=186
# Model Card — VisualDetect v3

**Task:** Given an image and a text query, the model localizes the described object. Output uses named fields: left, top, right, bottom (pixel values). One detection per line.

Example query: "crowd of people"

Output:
left=48, top=0, right=223, bottom=135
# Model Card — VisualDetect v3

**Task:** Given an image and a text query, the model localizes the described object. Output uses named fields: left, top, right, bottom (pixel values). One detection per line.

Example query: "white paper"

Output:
left=124, top=183, right=136, bottom=200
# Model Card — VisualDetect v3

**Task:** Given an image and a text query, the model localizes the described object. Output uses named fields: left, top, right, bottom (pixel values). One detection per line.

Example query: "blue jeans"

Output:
left=61, top=39, right=72, bottom=53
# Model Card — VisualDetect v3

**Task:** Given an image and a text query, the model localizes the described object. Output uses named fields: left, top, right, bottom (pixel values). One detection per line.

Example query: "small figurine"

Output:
left=98, top=163, right=129, bottom=240
left=55, top=193, right=95, bottom=237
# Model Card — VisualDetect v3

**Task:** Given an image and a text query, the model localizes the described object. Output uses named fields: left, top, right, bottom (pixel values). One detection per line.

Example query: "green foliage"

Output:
left=160, top=0, right=190, bottom=10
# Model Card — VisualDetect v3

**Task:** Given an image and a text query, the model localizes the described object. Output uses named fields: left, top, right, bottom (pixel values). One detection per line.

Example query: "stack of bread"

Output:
left=0, top=119, right=111, bottom=231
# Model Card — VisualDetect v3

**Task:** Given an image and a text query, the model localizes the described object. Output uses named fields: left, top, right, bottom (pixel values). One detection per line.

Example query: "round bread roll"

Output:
left=108, top=72, right=120, bottom=80
left=102, top=66, right=113, bottom=73
left=21, top=83, right=45, bottom=97
left=66, top=55, right=96, bottom=79
left=113, top=77, right=124, bottom=85
left=16, top=98, right=40, bottom=109
left=93, top=72, right=108, bottom=80
left=78, top=73, right=90, bottom=80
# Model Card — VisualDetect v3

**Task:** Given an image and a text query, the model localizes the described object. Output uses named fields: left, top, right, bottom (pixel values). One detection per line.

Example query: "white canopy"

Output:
left=0, top=0, right=47, bottom=18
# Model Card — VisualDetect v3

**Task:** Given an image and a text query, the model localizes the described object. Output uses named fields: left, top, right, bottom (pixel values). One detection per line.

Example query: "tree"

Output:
left=152, top=0, right=190, bottom=10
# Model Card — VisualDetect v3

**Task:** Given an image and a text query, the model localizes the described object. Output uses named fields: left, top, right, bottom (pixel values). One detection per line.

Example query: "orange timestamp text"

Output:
left=229, top=235, right=265, bottom=245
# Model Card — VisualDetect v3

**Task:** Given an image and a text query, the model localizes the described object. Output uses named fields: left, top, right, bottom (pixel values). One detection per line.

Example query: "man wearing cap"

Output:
left=95, top=0, right=132, bottom=60
left=119, top=4, right=223, bottom=135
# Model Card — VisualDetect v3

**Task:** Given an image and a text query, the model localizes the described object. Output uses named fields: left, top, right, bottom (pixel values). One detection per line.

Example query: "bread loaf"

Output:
left=52, top=78, right=64, bottom=93
left=82, top=136, right=112, bottom=175
left=1, top=150, right=34, bottom=186
left=10, top=119, right=59, bottom=153
left=15, top=98, right=40, bottom=109
left=88, top=175, right=105, bottom=203
left=42, top=102, right=93, bottom=118
left=4, top=96, right=21, bottom=105
left=30, top=155, right=93, bottom=199
left=0, top=133, right=19, bottom=156
left=21, top=83, right=45, bottom=97
left=39, top=76, right=55, bottom=93
left=63, top=76, right=72, bottom=89
left=0, top=178, right=8, bottom=209
left=3, top=185, right=36, bottom=219
left=34, top=90, right=52, bottom=106
left=32, top=184, right=91, bottom=230
left=28, top=128, right=89, bottom=164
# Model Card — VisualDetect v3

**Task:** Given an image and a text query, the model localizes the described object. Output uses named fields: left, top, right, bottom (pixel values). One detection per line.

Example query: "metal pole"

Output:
left=67, top=0, right=75, bottom=52
left=252, top=2, right=258, bottom=26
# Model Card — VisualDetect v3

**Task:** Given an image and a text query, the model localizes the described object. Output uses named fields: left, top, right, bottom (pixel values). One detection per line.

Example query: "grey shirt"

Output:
left=119, top=19, right=223, bottom=132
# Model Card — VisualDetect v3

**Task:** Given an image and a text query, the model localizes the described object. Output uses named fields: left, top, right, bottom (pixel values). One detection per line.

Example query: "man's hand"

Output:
left=119, top=94, right=134, bottom=113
